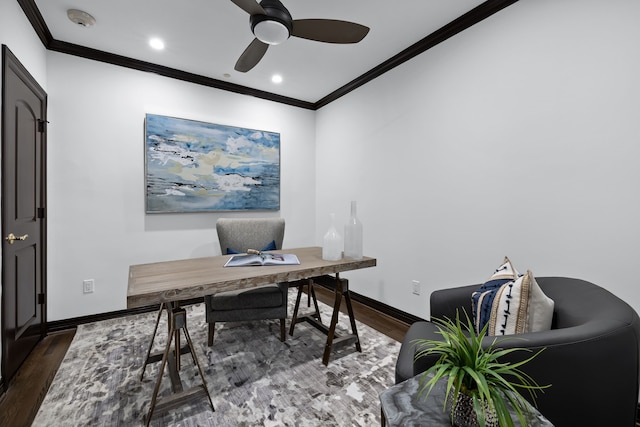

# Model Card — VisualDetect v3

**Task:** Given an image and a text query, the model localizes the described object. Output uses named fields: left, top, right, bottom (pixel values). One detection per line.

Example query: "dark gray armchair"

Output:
left=204, top=218, right=287, bottom=346
left=395, top=277, right=640, bottom=426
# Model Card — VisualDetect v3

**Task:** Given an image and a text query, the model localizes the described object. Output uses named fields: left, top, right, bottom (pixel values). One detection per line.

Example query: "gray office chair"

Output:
left=204, top=218, right=288, bottom=346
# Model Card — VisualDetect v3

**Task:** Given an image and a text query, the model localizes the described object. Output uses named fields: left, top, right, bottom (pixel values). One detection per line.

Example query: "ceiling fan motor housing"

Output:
left=251, top=0, right=293, bottom=43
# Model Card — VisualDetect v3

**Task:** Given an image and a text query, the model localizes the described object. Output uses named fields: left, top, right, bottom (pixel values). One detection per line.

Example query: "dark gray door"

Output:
left=1, top=45, right=47, bottom=382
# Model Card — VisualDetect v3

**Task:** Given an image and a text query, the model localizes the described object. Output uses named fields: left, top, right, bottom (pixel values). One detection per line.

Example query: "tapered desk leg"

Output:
left=343, top=285, right=362, bottom=353
left=146, top=316, right=175, bottom=425
left=141, top=304, right=166, bottom=381
left=289, top=283, right=303, bottom=336
left=310, top=285, right=321, bottom=320
left=180, top=315, right=215, bottom=413
left=323, top=282, right=343, bottom=365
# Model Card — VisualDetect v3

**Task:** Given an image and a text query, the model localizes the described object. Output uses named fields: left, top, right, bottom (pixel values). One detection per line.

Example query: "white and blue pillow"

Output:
left=472, top=257, right=520, bottom=334
left=472, top=257, right=554, bottom=336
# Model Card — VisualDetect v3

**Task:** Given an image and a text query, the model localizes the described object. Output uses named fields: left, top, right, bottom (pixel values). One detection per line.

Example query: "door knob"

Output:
left=5, top=233, right=28, bottom=244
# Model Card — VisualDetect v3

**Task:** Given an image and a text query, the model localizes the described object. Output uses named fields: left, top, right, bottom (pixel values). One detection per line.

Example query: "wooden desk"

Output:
left=127, top=246, right=376, bottom=423
left=128, top=247, right=376, bottom=308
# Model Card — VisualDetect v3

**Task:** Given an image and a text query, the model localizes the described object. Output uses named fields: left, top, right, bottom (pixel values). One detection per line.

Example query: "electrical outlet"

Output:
left=83, top=279, right=95, bottom=294
left=412, top=280, right=421, bottom=295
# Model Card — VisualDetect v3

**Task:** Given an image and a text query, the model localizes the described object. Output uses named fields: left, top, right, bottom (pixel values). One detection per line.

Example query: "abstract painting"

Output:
left=145, top=114, right=280, bottom=212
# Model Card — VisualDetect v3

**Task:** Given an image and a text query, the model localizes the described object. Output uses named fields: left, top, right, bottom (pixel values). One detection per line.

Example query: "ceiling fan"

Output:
left=231, top=0, right=370, bottom=72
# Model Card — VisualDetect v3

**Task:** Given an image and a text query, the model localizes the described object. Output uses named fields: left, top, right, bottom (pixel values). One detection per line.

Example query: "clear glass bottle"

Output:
left=322, top=213, right=343, bottom=261
left=344, top=201, right=363, bottom=260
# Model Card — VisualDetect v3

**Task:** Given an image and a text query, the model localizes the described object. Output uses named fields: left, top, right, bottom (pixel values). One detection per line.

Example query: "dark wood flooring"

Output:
left=0, top=287, right=410, bottom=427
left=0, top=330, right=76, bottom=427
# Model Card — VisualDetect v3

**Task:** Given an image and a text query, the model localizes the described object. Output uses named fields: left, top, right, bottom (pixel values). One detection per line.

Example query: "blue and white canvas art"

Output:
left=145, top=114, right=280, bottom=212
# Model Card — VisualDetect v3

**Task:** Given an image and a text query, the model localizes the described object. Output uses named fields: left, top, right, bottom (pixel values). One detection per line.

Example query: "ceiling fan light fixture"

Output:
left=252, top=18, right=290, bottom=45
left=232, top=0, right=368, bottom=73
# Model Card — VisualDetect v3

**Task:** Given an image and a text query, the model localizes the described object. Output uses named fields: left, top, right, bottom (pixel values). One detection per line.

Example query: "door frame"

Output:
left=0, top=44, right=48, bottom=386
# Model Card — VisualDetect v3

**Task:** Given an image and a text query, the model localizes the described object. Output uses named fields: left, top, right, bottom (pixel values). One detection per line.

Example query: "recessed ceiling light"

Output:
left=149, top=38, right=165, bottom=50
left=271, top=74, right=283, bottom=84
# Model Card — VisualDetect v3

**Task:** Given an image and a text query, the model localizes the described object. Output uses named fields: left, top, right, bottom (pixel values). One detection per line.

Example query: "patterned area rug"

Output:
left=33, top=289, right=400, bottom=426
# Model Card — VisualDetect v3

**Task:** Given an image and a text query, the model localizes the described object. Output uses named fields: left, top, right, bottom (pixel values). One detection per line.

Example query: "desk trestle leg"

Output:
left=322, top=276, right=361, bottom=365
left=289, top=275, right=361, bottom=366
left=144, top=306, right=214, bottom=426
left=289, top=279, right=322, bottom=336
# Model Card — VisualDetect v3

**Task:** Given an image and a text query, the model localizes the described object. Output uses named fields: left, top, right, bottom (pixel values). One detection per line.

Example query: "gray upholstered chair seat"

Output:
left=208, top=284, right=284, bottom=312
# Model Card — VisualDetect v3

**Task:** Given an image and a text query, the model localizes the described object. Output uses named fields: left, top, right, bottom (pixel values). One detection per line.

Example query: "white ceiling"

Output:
left=33, top=0, right=486, bottom=103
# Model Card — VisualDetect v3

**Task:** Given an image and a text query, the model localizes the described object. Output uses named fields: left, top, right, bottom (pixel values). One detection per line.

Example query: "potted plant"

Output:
left=414, top=311, right=549, bottom=427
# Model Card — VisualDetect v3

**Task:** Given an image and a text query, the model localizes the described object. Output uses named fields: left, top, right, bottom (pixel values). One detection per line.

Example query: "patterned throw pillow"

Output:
left=487, top=270, right=554, bottom=335
left=472, top=257, right=520, bottom=334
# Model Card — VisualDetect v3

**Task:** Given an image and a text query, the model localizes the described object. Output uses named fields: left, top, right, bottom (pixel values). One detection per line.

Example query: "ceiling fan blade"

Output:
left=291, top=19, right=369, bottom=44
left=234, top=38, right=269, bottom=72
left=230, top=0, right=266, bottom=16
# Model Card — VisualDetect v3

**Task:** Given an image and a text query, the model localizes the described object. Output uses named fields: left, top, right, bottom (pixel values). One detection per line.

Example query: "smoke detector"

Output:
left=67, top=9, right=96, bottom=27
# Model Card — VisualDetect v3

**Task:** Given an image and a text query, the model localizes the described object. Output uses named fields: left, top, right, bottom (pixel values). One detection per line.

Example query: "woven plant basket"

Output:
left=448, top=390, right=498, bottom=427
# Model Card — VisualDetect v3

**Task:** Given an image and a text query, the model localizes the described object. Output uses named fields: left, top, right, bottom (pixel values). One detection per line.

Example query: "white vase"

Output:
left=322, top=213, right=342, bottom=261
left=344, top=201, right=363, bottom=260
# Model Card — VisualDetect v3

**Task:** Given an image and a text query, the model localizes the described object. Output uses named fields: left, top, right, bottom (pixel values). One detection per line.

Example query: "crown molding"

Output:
left=47, top=38, right=315, bottom=109
left=315, top=0, right=519, bottom=109
left=17, top=0, right=518, bottom=110
left=17, top=0, right=53, bottom=46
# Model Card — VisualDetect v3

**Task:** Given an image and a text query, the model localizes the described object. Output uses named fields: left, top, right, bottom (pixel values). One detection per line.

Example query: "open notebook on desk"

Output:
left=224, top=253, right=300, bottom=267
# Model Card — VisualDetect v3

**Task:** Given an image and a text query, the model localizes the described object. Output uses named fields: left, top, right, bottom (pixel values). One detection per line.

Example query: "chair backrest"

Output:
left=216, top=218, right=285, bottom=255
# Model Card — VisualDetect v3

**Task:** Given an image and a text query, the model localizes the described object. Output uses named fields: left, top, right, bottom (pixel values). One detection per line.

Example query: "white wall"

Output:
left=0, top=0, right=48, bottom=87
left=46, top=53, right=316, bottom=320
left=316, top=0, right=640, bottom=319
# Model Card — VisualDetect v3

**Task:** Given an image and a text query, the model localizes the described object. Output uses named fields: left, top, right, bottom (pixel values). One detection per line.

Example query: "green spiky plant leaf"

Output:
left=413, top=310, right=549, bottom=427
